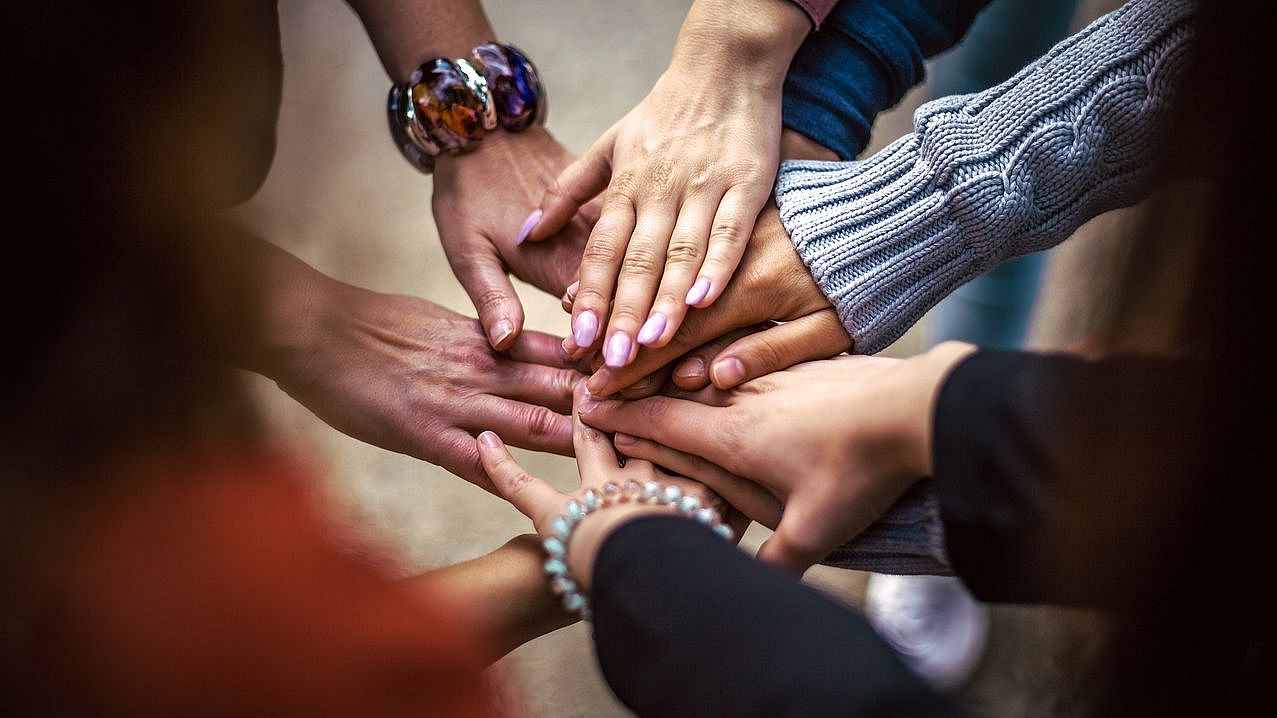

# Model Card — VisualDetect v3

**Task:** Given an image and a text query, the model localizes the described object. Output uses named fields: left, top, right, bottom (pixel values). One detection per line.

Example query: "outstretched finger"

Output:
left=477, top=431, right=562, bottom=532
left=572, top=384, right=623, bottom=482
left=688, top=184, right=770, bottom=309
left=450, top=245, right=525, bottom=351
left=638, top=196, right=717, bottom=348
left=523, top=131, right=616, bottom=244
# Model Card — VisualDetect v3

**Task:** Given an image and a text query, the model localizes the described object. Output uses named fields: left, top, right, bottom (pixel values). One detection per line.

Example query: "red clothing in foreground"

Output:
left=23, top=450, right=497, bottom=718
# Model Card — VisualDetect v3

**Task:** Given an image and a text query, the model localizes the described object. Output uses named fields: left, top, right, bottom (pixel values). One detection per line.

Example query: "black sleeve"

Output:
left=590, top=515, right=967, bottom=717
left=934, top=350, right=1209, bottom=609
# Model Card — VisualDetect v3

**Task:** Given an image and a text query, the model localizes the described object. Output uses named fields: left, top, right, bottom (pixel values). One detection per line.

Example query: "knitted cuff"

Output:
left=821, top=480, right=951, bottom=575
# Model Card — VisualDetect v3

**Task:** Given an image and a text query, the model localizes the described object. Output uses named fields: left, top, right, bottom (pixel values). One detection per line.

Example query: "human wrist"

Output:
left=781, top=128, right=838, bottom=161
left=566, top=504, right=677, bottom=592
left=671, top=0, right=810, bottom=86
left=241, top=242, right=341, bottom=380
left=541, top=482, right=733, bottom=617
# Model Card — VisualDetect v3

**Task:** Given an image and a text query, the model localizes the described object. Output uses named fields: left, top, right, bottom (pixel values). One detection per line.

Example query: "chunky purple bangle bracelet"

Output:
left=386, top=42, right=547, bottom=174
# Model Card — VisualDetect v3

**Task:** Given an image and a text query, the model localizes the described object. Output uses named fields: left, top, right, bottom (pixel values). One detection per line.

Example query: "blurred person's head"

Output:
left=2, top=2, right=277, bottom=698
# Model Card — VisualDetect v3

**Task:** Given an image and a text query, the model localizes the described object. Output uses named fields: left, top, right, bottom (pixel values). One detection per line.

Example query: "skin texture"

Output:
left=523, top=0, right=812, bottom=367
left=247, top=241, right=584, bottom=493
left=577, top=343, right=978, bottom=572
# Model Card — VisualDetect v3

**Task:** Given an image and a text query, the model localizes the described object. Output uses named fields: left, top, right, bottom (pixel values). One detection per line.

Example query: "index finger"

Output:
left=577, top=392, right=729, bottom=467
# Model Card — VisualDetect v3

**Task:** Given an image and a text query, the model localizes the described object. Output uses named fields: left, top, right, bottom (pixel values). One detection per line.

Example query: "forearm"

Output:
left=347, top=0, right=496, bottom=81
left=670, top=0, right=811, bottom=87
left=405, top=535, right=575, bottom=663
left=777, top=0, right=1195, bottom=354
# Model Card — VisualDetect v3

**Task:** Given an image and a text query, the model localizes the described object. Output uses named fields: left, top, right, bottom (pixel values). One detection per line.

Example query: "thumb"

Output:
left=708, top=310, right=850, bottom=389
left=525, top=131, right=615, bottom=243
left=755, top=491, right=841, bottom=574
left=454, top=247, right=525, bottom=351
left=477, top=431, right=562, bottom=532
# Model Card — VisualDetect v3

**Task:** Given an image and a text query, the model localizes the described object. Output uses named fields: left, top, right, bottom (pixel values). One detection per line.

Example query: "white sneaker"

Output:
left=864, top=574, right=989, bottom=691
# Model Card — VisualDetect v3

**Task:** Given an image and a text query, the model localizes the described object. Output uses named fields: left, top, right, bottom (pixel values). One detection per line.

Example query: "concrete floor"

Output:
left=241, top=1, right=1125, bottom=715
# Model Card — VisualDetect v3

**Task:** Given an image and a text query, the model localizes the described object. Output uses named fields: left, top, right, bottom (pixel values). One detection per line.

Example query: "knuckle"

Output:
left=472, top=286, right=511, bottom=314
left=582, top=235, right=621, bottom=263
left=523, top=405, right=563, bottom=439
left=708, top=220, right=747, bottom=250
left=665, top=237, right=703, bottom=266
left=619, top=246, right=660, bottom=278
left=608, top=170, right=641, bottom=201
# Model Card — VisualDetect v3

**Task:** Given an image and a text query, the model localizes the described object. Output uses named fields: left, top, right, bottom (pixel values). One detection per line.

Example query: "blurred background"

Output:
left=241, top=0, right=1124, bottom=714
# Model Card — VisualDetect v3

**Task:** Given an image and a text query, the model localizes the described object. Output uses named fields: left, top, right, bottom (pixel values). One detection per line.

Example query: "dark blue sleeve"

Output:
left=783, top=0, right=990, bottom=159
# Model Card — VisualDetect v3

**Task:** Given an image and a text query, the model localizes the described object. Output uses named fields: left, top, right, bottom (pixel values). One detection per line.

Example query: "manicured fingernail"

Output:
left=614, top=432, right=637, bottom=447
left=515, top=209, right=542, bottom=246
left=685, top=277, right=711, bottom=306
left=711, top=357, right=746, bottom=387
left=604, top=332, right=632, bottom=368
left=565, top=280, right=579, bottom=300
left=675, top=356, right=705, bottom=379
left=573, top=310, right=598, bottom=347
left=488, top=319, right=514, bottom=347
left=637, top=313, right=667, bottom=345
left=478, top=431, right=502, bottom=448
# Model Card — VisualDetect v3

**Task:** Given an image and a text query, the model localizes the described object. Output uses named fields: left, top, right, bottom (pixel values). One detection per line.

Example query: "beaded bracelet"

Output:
left=386, top=42, right=546, bottom=173
left=542, top=480, right=735, bottom=620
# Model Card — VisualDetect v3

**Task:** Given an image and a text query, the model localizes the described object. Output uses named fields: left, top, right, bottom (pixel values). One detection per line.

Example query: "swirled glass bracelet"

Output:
left=386, top=42, right=547, bottom=173
left=542, top=480, right=735, bottom=620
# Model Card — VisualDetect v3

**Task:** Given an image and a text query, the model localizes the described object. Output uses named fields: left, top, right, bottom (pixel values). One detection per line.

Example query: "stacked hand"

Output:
left=250, top=243, right=585, bottom=493
left=577, top=343, right=977, bottom=572
left=519, top=0, right=811, bottom=370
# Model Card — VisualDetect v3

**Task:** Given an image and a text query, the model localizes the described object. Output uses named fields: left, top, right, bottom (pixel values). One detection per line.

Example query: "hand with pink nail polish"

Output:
left=432, top=127, right=599, bottom=352
left=584, top=204, right=851, bottom=397
left=247, top=241, right=586, bottom=494
left=579, top=344, right=978, bottom=572
left=517, top=0, right=813, bottom=366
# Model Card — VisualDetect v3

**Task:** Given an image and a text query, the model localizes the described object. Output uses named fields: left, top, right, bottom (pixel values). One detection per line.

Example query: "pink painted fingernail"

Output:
left=478, top=431, right=502, bottom=448
left=515, top=209, right=542, bottom=246
left=573, top=310, right=599, bottom=347
left=637, top=313, right=667, bottom=345
left=685, top=277, right=711, bottom=306
left=711, top=357, right=746, bottom=387
left=604, top=332, right=632, bottom=368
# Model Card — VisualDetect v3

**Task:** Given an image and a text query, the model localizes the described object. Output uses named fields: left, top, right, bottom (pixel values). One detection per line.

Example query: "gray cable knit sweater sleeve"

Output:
left=775, top=0, right=1195, bottom=355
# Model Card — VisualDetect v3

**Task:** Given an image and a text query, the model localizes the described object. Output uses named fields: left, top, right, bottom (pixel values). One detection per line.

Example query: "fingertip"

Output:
left=487, top=318, right=519, bottom=351
left=709, top=357, right=746, bottom=389
left=515, top=208, right=543, bottom=246
left=684, top=276, right=711, bottom=307
left=478, top=430, right=503, bottom=450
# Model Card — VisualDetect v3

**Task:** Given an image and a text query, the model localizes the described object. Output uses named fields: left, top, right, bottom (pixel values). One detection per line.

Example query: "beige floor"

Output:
left=242, top=1, right=1123, bottom=715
